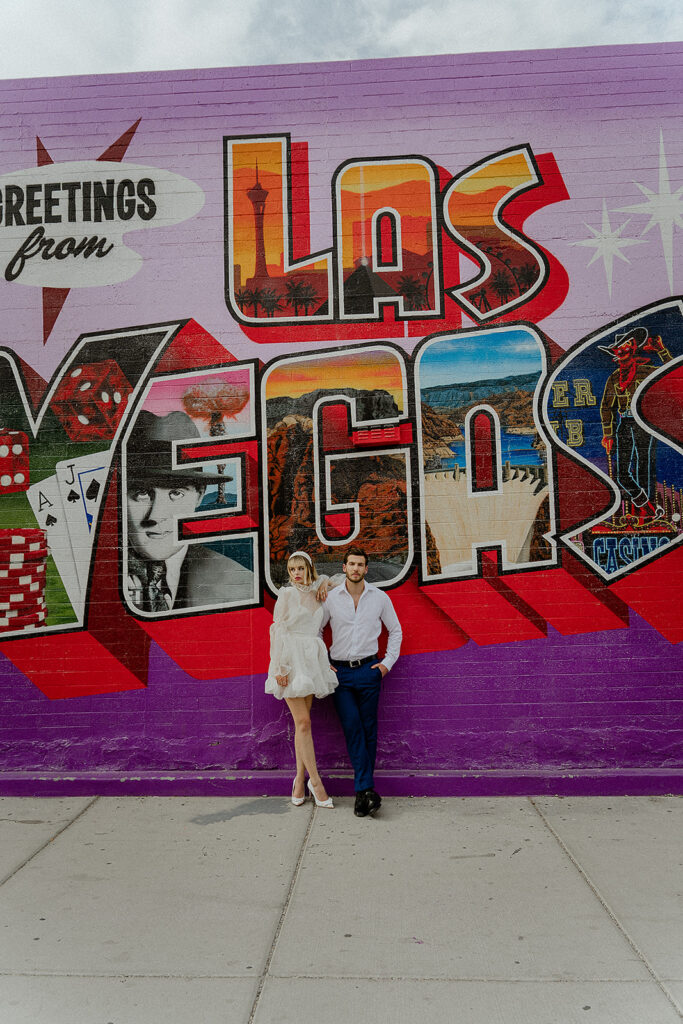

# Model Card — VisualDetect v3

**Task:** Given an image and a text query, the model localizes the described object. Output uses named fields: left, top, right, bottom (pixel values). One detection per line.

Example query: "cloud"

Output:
left=1, top=0, right=682, bottom=79
left=422, top=328, right=541, bottom=356
left=377, top=0, right=683, bottom=56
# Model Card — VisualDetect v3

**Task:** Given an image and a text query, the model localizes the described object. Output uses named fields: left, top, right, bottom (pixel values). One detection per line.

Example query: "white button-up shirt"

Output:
left=321, top=581, right=402, bottom=671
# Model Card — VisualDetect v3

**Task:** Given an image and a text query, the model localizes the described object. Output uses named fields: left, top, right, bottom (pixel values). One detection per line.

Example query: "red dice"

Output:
left=51, top=359, right=132, bottom=441
left=0, top=429, right=30, bottom=493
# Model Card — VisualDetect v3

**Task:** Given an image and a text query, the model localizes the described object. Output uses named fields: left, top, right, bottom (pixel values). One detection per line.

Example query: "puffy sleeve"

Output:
left=268, top=588, right=294, bottom=677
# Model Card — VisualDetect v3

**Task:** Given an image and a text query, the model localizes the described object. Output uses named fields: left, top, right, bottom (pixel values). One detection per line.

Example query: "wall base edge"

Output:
left=0, top=768, right=680, bottom=798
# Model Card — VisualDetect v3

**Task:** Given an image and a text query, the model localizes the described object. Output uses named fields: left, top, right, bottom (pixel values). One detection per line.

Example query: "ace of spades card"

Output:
left=55, top=452, right=112, bottom=591
left=26, top=474, right=82, bottom=617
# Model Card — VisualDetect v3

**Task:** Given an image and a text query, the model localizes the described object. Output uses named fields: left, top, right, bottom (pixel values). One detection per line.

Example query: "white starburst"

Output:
left=571, top=200, right=644, bottom=296
left=616, top=129, right=683, bottom=293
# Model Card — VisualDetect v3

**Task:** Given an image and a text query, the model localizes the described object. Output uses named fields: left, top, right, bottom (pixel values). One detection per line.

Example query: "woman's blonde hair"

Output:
left=287, top=551, right=318, bottom=586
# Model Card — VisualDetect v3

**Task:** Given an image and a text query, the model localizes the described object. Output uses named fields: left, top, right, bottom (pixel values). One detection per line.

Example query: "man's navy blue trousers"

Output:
left=332, top=658, right=382, bottom=793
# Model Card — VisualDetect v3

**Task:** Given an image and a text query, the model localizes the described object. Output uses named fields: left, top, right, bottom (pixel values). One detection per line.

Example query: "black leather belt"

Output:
left=332, top=655, right=376, bottom=669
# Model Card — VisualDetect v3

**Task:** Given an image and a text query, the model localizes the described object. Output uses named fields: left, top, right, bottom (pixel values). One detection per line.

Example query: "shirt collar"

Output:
left=344, top=579, right=370, bottom=598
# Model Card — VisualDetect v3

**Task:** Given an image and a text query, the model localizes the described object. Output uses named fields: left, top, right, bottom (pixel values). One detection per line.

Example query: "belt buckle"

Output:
left=349, top=658, right=362, bottom=668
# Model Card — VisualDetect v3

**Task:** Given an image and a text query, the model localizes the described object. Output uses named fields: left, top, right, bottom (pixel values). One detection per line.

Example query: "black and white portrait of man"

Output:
left=124, top=410, right=255, bottom=614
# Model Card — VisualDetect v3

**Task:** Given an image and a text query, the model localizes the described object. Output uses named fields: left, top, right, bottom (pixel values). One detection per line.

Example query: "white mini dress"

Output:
left=265, top=579, right=339, bottom=700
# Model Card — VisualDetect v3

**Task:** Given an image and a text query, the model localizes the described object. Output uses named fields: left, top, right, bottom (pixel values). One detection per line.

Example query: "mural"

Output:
left=544, top=300, right=683, bottom=579
left=0, top=44, right=681, bottom=790
left=442, top=147, right=548, bottom=320
left=263, top=346, right=412, bottom=588
left=122, top=364, right=258, bottom=616
left=416, top=325, right=555, bottom=579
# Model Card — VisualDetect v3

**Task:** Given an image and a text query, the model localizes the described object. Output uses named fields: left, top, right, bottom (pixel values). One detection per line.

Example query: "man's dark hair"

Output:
left=343, top=545, right=369, bottom=566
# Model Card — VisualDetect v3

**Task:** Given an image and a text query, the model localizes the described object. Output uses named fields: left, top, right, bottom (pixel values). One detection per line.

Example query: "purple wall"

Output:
left=0, top=42, right=681, bottom=794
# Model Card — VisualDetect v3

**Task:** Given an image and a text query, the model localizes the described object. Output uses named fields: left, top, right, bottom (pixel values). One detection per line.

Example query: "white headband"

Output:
left=288, top=550, right=313, bottom=566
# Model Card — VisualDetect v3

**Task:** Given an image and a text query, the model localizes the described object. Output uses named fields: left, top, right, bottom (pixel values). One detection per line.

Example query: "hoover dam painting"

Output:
left=417, top=326, right=555, bottom=578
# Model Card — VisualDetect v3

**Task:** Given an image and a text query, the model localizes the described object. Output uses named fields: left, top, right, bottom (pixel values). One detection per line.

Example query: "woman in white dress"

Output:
left=265, top=551, right=339, bottom=808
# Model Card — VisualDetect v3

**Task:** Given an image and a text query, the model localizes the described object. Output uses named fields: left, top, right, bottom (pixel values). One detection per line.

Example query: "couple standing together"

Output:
left=265, top=547, right=402, bottom=817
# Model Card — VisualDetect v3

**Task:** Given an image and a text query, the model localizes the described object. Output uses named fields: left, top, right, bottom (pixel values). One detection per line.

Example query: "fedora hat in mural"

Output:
left=126, top=410, right=231, bottom=486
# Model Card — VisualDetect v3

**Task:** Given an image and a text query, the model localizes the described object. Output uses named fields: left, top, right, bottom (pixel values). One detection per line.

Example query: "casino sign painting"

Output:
left=0, top=44, right=681, bottom=791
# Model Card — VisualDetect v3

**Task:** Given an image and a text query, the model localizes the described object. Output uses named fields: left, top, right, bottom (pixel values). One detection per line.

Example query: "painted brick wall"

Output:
left=0, top=42, right=681, bottom=794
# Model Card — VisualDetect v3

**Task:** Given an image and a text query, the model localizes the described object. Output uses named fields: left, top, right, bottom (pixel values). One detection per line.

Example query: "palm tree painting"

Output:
left=260, top=288, right=282, bottom=317
left=398, top=274, right=425, bottom=311
left=246, top=287, right=264, bottom=317
left=517, top=263, right=539, bottom=292
left=503, top=258, right=522, bottom=292
left=284, top=280, right=306, bottom=316
left=299, top=284, right=318, bottom=315
left=490, top=270, right=515, bottom=305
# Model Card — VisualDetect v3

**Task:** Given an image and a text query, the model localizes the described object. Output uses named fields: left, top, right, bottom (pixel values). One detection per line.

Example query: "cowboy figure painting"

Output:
left=599, top=326, right=672, bottom=523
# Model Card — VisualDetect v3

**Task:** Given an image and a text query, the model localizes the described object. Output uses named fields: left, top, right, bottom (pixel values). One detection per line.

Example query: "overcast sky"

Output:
left=1, top=0, right=681, bottom=79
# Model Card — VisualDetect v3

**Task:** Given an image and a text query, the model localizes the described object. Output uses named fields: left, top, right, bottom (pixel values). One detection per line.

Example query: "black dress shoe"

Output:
left=354, top=791, right=370, bottom=817
left=365, top=788, right=382, bottom=813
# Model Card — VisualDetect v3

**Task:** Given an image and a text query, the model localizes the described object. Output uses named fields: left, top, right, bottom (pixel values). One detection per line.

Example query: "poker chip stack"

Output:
left=0, top=528, right=48, bottom=634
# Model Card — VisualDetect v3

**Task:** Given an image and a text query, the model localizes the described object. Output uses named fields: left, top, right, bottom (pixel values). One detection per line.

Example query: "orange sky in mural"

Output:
left=231, top=142, right=284, bottom=277
left=446, top=152, right=534, bottom=228
left=231, top=140, right=328, bottom=280
left=266, top=350, right=404, bottom=408
left=339, top=175, right=434, bottom=266
left=340, top=162, right=432, bottom=193
left=454, top=152, right=532, bottom=194
left=447, top=186, right=510, bottom=229
left=231, top=147, right=435, bottom=278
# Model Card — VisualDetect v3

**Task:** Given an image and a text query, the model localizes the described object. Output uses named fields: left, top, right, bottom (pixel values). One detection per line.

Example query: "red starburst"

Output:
left=36, top=119, right=141, bottom=344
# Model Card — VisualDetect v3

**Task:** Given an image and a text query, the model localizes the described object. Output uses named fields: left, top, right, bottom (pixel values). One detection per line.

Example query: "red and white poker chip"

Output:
left=0, top=561, right=47, bottom=582
left=1, top=546, right=49, bottom=566
left=0, top=594, right=46, bottom=612
left=0, top=624, right=46, bottom=635
left=0, top=576, right=43, bottom=595
left=0, top=528, right=46, bottom=550
left=0, top=622, right=46, bottom=635
left=0, top=592, right=46, bottom=608
left=0, top=527, right=45, bottom=541
left=0, top=533, right=50, bottom=628
left=0, top=585, right=45, bottom=601
left=0, top=599, right=45, bottom=614
left=0, top=582, right=46, bottom=600
left=0, top=609, right=46, bottom=623
left=0, top=607, right=47, bottom=629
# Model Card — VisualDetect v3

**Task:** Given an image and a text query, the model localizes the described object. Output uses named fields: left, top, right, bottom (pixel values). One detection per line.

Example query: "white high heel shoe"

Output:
left=291, top=779, right=307, bottom=806
left=307, top=778, right=333, bottom=808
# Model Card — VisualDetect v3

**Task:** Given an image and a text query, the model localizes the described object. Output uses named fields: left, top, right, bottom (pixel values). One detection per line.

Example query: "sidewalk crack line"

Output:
left=247, top=805, right=316, bottom=1023
left=529, top=798, right=682, bottom=1020
left=0, top=796, right=100, bottom=888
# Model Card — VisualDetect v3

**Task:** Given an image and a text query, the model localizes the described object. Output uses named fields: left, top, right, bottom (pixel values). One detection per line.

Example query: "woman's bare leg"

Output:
left=292, top=699, right=306, bottom=801
left=285, top=695, right=329, bottom=802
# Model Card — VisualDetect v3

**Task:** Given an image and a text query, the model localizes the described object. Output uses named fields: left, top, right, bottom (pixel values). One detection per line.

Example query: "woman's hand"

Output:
left=316, top=580, right=330, bottom=602
left=276, top=673, right=289, bottom=687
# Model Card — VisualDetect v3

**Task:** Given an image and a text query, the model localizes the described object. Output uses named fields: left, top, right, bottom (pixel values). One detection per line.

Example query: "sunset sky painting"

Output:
left=265, top=348, right=405, bottom=408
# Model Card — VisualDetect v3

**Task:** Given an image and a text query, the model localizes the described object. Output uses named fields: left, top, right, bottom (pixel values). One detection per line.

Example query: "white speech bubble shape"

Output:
left=0, top=161, right=204, bottom=288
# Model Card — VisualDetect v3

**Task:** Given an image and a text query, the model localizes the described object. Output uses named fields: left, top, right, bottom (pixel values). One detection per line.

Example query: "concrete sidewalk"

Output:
left=0, top=795, right=680, bottom=1024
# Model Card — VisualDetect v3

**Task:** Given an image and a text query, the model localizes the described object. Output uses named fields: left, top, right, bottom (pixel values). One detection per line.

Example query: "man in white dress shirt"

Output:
left=321, top=546, right=402, bottom=817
